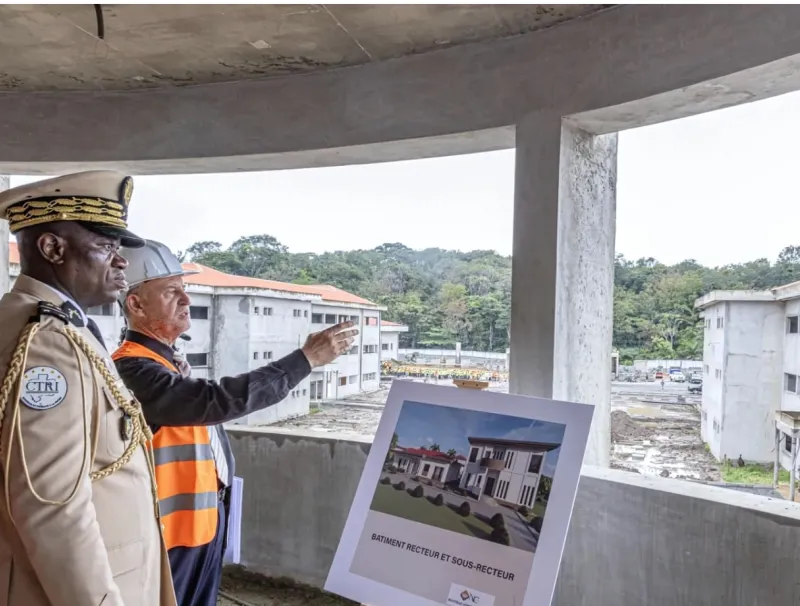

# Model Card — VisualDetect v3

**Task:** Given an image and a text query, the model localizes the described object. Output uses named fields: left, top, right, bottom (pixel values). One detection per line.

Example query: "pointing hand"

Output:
left=301, top=321, right=359, bottom=368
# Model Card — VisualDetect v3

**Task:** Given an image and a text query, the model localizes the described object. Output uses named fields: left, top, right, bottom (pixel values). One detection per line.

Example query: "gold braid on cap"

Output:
left=5, top=197, right=127, bottom=233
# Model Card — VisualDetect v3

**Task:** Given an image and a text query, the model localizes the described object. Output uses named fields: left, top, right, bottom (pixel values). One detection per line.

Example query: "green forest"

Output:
left=181, top=236, right=800, bottom=363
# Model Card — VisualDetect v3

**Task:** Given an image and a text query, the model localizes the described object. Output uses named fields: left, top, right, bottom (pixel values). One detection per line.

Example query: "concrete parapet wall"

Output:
left=227, top=427, right=800, bottom=605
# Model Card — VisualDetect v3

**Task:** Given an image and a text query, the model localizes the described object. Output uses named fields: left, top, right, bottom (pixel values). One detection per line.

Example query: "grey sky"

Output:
left=11, top=89, right=797, bottom=267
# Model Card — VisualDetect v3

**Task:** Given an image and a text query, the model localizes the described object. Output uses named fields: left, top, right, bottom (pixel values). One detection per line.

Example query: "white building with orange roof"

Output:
left=7, top=243, right=406, bottom=425
left=380, top=320, right=408, bottom=361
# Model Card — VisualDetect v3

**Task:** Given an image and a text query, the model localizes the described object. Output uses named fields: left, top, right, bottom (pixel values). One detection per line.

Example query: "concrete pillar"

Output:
left=774, top=427, right=781, bottom=488
left=0, top=176, right=8, bottom=295
left=510, top=114, right=617, bottom=467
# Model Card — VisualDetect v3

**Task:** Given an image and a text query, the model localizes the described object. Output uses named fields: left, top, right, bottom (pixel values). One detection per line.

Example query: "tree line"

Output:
left=181, top=236, right=800, bottom=362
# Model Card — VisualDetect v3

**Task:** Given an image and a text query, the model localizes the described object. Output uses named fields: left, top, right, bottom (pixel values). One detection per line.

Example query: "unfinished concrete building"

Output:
left=1, top=5, right=799, bottom=605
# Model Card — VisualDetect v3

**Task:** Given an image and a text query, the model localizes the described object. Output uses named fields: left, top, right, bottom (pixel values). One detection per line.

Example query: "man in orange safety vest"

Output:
left=113, top=240, right=357, bottom=606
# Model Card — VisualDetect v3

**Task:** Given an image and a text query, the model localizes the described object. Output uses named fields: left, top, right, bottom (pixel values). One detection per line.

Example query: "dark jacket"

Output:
left=113, top=330, right=312, bottom=548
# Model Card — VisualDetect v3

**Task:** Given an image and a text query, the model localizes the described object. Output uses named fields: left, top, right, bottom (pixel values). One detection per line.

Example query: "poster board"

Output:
left=325, top=381, right=594, bottom=606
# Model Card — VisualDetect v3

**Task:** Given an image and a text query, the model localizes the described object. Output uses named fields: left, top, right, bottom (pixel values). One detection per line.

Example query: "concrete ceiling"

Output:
left=0, top=4, right=609, bottom=91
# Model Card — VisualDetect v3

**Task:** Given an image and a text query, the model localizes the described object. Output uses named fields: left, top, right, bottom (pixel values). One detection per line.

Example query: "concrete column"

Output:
left=0, top=176, right=8, bottom=295
left=510, top=114, right=617, bottom=467
left=774, top=427, right=781, bottom=488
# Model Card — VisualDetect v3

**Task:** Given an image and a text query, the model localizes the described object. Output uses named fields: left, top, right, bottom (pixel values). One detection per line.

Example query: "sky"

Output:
left=393, top=401, right=565, bottom=478
left=10, top=88, right=800, bottom=267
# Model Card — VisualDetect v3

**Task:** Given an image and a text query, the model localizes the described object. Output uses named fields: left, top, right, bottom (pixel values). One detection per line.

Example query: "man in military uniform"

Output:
left=0, top=172, right=176, bottom=606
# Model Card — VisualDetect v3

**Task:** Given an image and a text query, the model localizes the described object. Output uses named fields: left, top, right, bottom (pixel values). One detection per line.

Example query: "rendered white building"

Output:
left=696, top=282, right=800, bottom=474
left=7, top=243, right=406, bottom=425
left=459, top=437, right=559, bottom=508
left=392, top=446, right=465, bottom=485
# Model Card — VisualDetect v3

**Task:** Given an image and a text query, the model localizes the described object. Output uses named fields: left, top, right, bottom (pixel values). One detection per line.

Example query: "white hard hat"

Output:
left=119, top=239, right=198, bottom=291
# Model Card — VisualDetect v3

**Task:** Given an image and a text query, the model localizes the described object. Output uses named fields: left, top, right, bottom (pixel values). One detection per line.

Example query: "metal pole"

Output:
left=791, top=436, right=798, bottom=502
left=774, top=428, right=781, bottom=488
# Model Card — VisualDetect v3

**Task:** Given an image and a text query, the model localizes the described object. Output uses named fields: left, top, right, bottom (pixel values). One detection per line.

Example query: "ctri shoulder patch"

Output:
left=20, top=366, right=68, bottom=411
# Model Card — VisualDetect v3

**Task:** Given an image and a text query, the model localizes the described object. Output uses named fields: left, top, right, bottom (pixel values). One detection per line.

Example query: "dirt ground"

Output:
left=610, top=384, right=720, bottom=481
left=217, top=568, right=355, bottom=606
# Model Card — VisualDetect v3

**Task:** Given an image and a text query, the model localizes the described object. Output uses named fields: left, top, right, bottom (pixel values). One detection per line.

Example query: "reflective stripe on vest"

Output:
left=112, top=340, right=218, bottom=550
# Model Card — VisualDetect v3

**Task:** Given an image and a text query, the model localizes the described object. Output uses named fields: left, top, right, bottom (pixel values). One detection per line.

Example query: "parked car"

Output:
left=688, top=381, right=702, bottom=394
left=655, top=371, right=664, bottom=380
left=671, top=372, right=686, bottom=383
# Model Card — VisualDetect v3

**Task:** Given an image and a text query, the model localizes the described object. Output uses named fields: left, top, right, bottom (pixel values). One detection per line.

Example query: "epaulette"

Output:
left=29, top=301, right=69, bottom=325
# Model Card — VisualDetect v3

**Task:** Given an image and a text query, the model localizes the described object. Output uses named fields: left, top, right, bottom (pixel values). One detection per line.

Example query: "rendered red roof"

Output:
left=395, top=446, right=463, bottom=463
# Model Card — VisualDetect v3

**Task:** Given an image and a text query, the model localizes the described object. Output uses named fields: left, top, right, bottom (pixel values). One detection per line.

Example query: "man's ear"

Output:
left=126, top=293, right=146, bottom=318
left=36, top=232, right=67, bottom=265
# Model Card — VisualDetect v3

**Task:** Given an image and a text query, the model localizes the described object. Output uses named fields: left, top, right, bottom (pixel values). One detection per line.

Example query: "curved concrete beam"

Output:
left=1, top=5, right=800, bottom=173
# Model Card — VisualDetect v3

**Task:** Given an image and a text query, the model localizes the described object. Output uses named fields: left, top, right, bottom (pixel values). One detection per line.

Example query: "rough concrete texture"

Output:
left=554, top=125, right=617, bottom=466
left=0, top=5, right=607, bottom=91
left=2, top=6, right=800, bottom=173
left=226, top=428, right=800, bottom=606
left=0, top=176, right=8, bottom=295
left=510, top=116, right=616, bottom=466
left=226, top=427, right=369, bottom=587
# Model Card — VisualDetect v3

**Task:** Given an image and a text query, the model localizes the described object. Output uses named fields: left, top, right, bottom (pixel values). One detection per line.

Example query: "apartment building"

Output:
left=380, top=320, right=407, bottom=360
left=695, top=282, right=800, bottom=471
left=459, top=437, right=559, bottom=508
left=7, top=243, right=406, bottom=425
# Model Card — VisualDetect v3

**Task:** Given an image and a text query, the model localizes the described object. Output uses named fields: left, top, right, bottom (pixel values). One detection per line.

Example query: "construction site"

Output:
left=271, top=374, right=718, bottom=482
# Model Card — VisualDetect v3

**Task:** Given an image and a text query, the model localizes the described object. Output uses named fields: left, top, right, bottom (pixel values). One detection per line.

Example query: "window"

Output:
left=364, top=316, right=378, bottom=326
left=432, top=467, right=444, bottom=481
left=505, top=451, right=515, bottom=469
left=186, top=353, right=208, bottom=367
left=293, top=309, right=302, bottom=318
left=528, top=454, right=543, bottom=474
left=349, top=345, right=359, bottom=355
left=348, top=375, right=357, bottom=384
left=264, top=351, right=273, bottom=360
left=382, top=343, right=390, bottom=351
left=350, top=315, right=359, bottom=322
left=88, top=303, right=114, bottom=316
left=338, top=314, right=349, bottom=323
left=715, top=369, right=722, bottom=379
left=705, top=365, right=709, bottom=375
left=304, top=310, right=308, bottom=318
left=265, top=307, right=273, bottom=316
left=469, top=448, right=478, bottom=463
left=363, top=345, right=377, bottom=354
left=325, top=314, right=336, bottom=324
left=786, top=373, right=798, bottom=393
left=705, top=318, right=710, bottom=329
left=190, top=306, right=209, bottom=320
left=422, top=464, right=430, bottom=475
left=466, top=473, right=473, bottom=485
left=789, top=316, right=799, bottom=334
left=476, top=476, right=482, bottom=487
left=254, top=306, right=260, bottom=315
left=716, top=317, right=724, bottom=329
left=785, top=433, right=794, bottom=453
left=339, top=377, right=347, bottom=386
left=253, top=352, right=259, bottom=360
left=312, top=313, right=323, bottom=324
left=362, top=372, right=377, bottom=381
left=302, top=388, right=307, bottom=396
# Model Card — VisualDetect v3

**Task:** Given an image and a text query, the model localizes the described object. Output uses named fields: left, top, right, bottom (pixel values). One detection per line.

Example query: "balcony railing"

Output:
left=227, top=426, right=800, bottom=605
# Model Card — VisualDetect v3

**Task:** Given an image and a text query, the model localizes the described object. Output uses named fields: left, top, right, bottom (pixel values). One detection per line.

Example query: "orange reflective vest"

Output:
left=112, top=340, right=219, bottom=550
